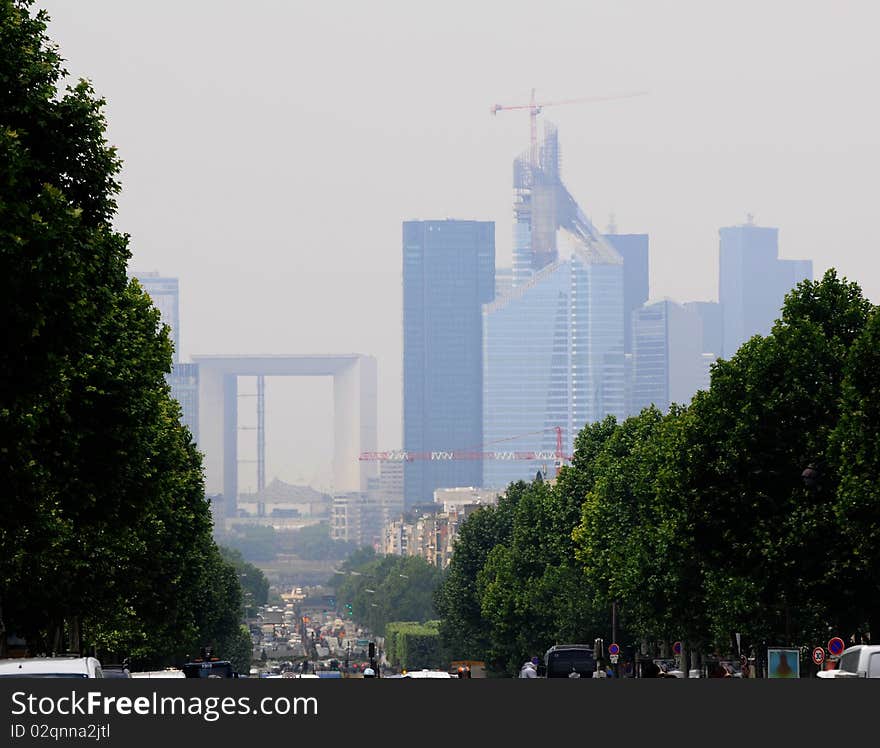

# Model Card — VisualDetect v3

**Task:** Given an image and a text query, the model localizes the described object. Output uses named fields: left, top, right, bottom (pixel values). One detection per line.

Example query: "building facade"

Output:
left=718, top=221, right=813, bottom=359
left=630, top=300, right=705, bottom=414
left=168, top=362, right=199, bottom=442
left=403, top=219, right=495, bottom=506
left=131, top=271, right=181, bottom=363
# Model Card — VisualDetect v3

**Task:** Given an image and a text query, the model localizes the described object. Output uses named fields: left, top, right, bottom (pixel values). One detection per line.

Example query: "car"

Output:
left=0, top=656, right=104, bottom=678
left=101, top=664, right=131, bottom=679
left=817, top=645, right=880, bottom=678
left=130, top=669, right=185, bottom=678
left=402, top=669, right=453, bottom=678
left=544, top=644, right=596, bottom=678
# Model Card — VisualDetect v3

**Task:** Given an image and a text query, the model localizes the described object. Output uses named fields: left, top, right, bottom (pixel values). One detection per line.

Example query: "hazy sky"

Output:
left=40, top=1, right=880, bottom=492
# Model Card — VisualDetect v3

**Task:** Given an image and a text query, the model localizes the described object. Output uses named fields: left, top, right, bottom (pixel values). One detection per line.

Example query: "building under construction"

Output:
left=483, top=120, right=628, bottom=488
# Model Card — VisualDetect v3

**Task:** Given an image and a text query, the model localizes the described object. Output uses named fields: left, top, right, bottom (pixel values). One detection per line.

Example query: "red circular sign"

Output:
left=608, top=643, right=620, bottom=656
left=672, top=641, right=682, bottom=655
left=812, top=647, right=825, bottom=665
left=828, top=637, right=845, bottom=656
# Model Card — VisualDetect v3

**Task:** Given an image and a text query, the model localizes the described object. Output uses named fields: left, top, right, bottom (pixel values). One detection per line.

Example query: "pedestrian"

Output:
left=519, top=656, right=539, bottom=678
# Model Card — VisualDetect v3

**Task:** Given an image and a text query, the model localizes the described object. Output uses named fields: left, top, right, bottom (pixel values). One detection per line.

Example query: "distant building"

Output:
left=604, top=233, right=649, bottom=354
left=631, top=300, right=705, bottom=414
left=494, top=266, right=514, bottom=300
left=718, top=220, right=813, bottom=358
left=403, top=219, right=495, bottom=506
left=131, top=271, right=180, bottom=362
left=683, top=301, right=723, bottom=358
left=483, top=259, right=572, bottom=489
left=433, top=486, right=500, bottom=513
left=168, top=362, right=199, bottom=442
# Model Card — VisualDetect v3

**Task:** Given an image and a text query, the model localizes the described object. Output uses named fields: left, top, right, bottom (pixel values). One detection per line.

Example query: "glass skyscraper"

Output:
left=631, top=300, right=705, bottom=415
left=131, top=271, right=180, bottom=363
left=483, top=229, right=625, bottom=489
left=483, top=261, right=571, bottom=489
left=403, top=220, right=495, bottom=506
left=719, top=221, right=813, bottom=359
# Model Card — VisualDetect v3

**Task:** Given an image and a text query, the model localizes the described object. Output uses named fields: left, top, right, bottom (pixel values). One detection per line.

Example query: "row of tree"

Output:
left=332, top=549, right=443, bottom=637
left=0, top=1, right=248, bottom=668
left=435, top=271, right=880, bottom=675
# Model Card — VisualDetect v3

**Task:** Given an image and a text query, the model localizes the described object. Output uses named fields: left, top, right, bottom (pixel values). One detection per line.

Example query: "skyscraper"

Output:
left=403, top=220, right=495, bottom=506
left=483, top=260, right=571, bottom=489
left=131, top=271, right=180, bottom=362
left=604, top=233, right=649, bottom=354
left=130, top=271, right=198, bottom=443
left=683, top=301, right=723, bottom=357
left=718, top=221, right=813, bottom=358
left=631, top=300, right=705, bottom=414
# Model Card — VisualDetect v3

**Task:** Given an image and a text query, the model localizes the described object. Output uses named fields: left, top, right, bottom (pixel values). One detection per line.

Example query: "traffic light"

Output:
left=346, top=602, right=353, bottom=617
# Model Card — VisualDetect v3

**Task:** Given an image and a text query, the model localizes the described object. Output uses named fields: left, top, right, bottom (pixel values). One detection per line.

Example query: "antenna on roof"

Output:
left=606, top=212, right=618, bottom=235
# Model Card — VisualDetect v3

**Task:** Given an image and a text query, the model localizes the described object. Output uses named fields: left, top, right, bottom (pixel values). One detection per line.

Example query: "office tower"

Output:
left=719, top=220, right=813, bottom=358
left=483, top=260, right=571, bottom=489
left=168, top=362, right=199, bottom=443
left=631, top=300, right=705, bottom=414
left=131, top=271, right=180, bottom=362
left=483, top=229, right=625, bottom=489
left=403, top=220, right=495, bottom=505
left=683, top=301, right=723, bottom=358
left=604, top=233, right=650, bottom=354
left=494, top=266, right=514, bottom=300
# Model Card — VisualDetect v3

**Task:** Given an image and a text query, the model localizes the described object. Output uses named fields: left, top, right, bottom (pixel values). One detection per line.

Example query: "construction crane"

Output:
left=491, top=88, right=648, bottom=168
left=359, top=426, right=572, bottom=477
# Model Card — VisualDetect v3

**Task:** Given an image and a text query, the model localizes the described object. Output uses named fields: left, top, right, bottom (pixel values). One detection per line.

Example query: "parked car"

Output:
left=0, top=656, right=103, bottom=678
left=544, top=644, right=596, bottom=678
left=817, top=645, right=880, bottom=678
left=402, top=669, right=453, bottom=678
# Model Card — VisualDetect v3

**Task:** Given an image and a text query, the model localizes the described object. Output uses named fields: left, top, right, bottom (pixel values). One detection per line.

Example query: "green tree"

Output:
left=0, top=1, right=244, bottom=666
left=433, top=483, right=524, bottom=668
left=677, top=270, right=872, bottom=650
left=829, top=307, right=880, bottom=640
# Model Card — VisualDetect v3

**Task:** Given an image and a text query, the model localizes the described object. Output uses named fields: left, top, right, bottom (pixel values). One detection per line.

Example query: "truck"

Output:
left=816, top=645, right=880, bottom=678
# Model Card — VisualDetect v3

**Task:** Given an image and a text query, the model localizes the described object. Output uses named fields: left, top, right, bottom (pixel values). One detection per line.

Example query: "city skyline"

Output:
left=40, top=0, right=880, bottom=489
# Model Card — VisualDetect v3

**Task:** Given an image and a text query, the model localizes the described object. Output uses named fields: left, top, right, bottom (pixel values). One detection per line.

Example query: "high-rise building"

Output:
left=131, top=271, right=180, bottom=362
left=168, top=362, right=199, bottom=442
left=483, top=228, right=625, bottom=489
left=631, top=300, right=705, bottom=414
left=604, top=233, right=649, bottom=354
left=568, top=232, right=627, bottom=431
left=483, top=260, right=571, bottom=489
left=683, top=301, right=723, bottom=358
left=718, top=221, right=813, bottom=358
left=403, top=219, right=495, bottom=506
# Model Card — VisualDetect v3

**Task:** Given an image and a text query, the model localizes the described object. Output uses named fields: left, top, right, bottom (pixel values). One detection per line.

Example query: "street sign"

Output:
left=672, top=641, right=682, bottom=656
left=828, top=637, right=845, bottom=657
left=610, top=654, right=619, bottom=664
left=812, top=647, right=825, bottom=666
left=608, top=643, right=620, bottom=656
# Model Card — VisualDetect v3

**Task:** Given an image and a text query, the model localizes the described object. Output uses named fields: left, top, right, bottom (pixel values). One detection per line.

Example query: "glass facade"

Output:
left=131, top=272, right=180, bottom=363
left=631, top=300, right=705, bottom=415
left=483, top=261, right=571, bottom=489
left=571, top=248, right=626, bottom=430
left=168, top=363, right=199, bottom=443
left=719, top=223, right=812, bottom=359
left=403, top=220, right=495, bottom=506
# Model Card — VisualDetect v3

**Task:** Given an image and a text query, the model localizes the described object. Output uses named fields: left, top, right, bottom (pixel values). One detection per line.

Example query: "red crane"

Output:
left=491, top=88, right=648, bottom=167
left=359, top=426, right=571, bottom=477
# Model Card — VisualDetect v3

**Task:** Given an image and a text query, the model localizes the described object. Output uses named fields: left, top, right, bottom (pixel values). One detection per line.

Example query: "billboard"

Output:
left=767, top=648, right=800, bottom=678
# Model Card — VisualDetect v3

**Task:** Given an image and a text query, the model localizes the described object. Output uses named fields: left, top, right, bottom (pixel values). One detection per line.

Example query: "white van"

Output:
left=0, top=656, right=103, bottom=678
left=817, top=645, right=880, bottom=678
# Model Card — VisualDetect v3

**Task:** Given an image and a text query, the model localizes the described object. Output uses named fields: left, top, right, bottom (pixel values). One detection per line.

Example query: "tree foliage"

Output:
left=0, top=0, right=245, bottom=666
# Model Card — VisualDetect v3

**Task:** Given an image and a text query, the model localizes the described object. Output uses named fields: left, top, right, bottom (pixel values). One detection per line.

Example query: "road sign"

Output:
left=610, top=654, right=619, bottom=664
left=672, top=641, right=682, bottom=656
left=828, top=637, right=845, bottom=657
left=812, top=647, right=825, bottom=666
left=608, top=643, right=620, bottom=656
